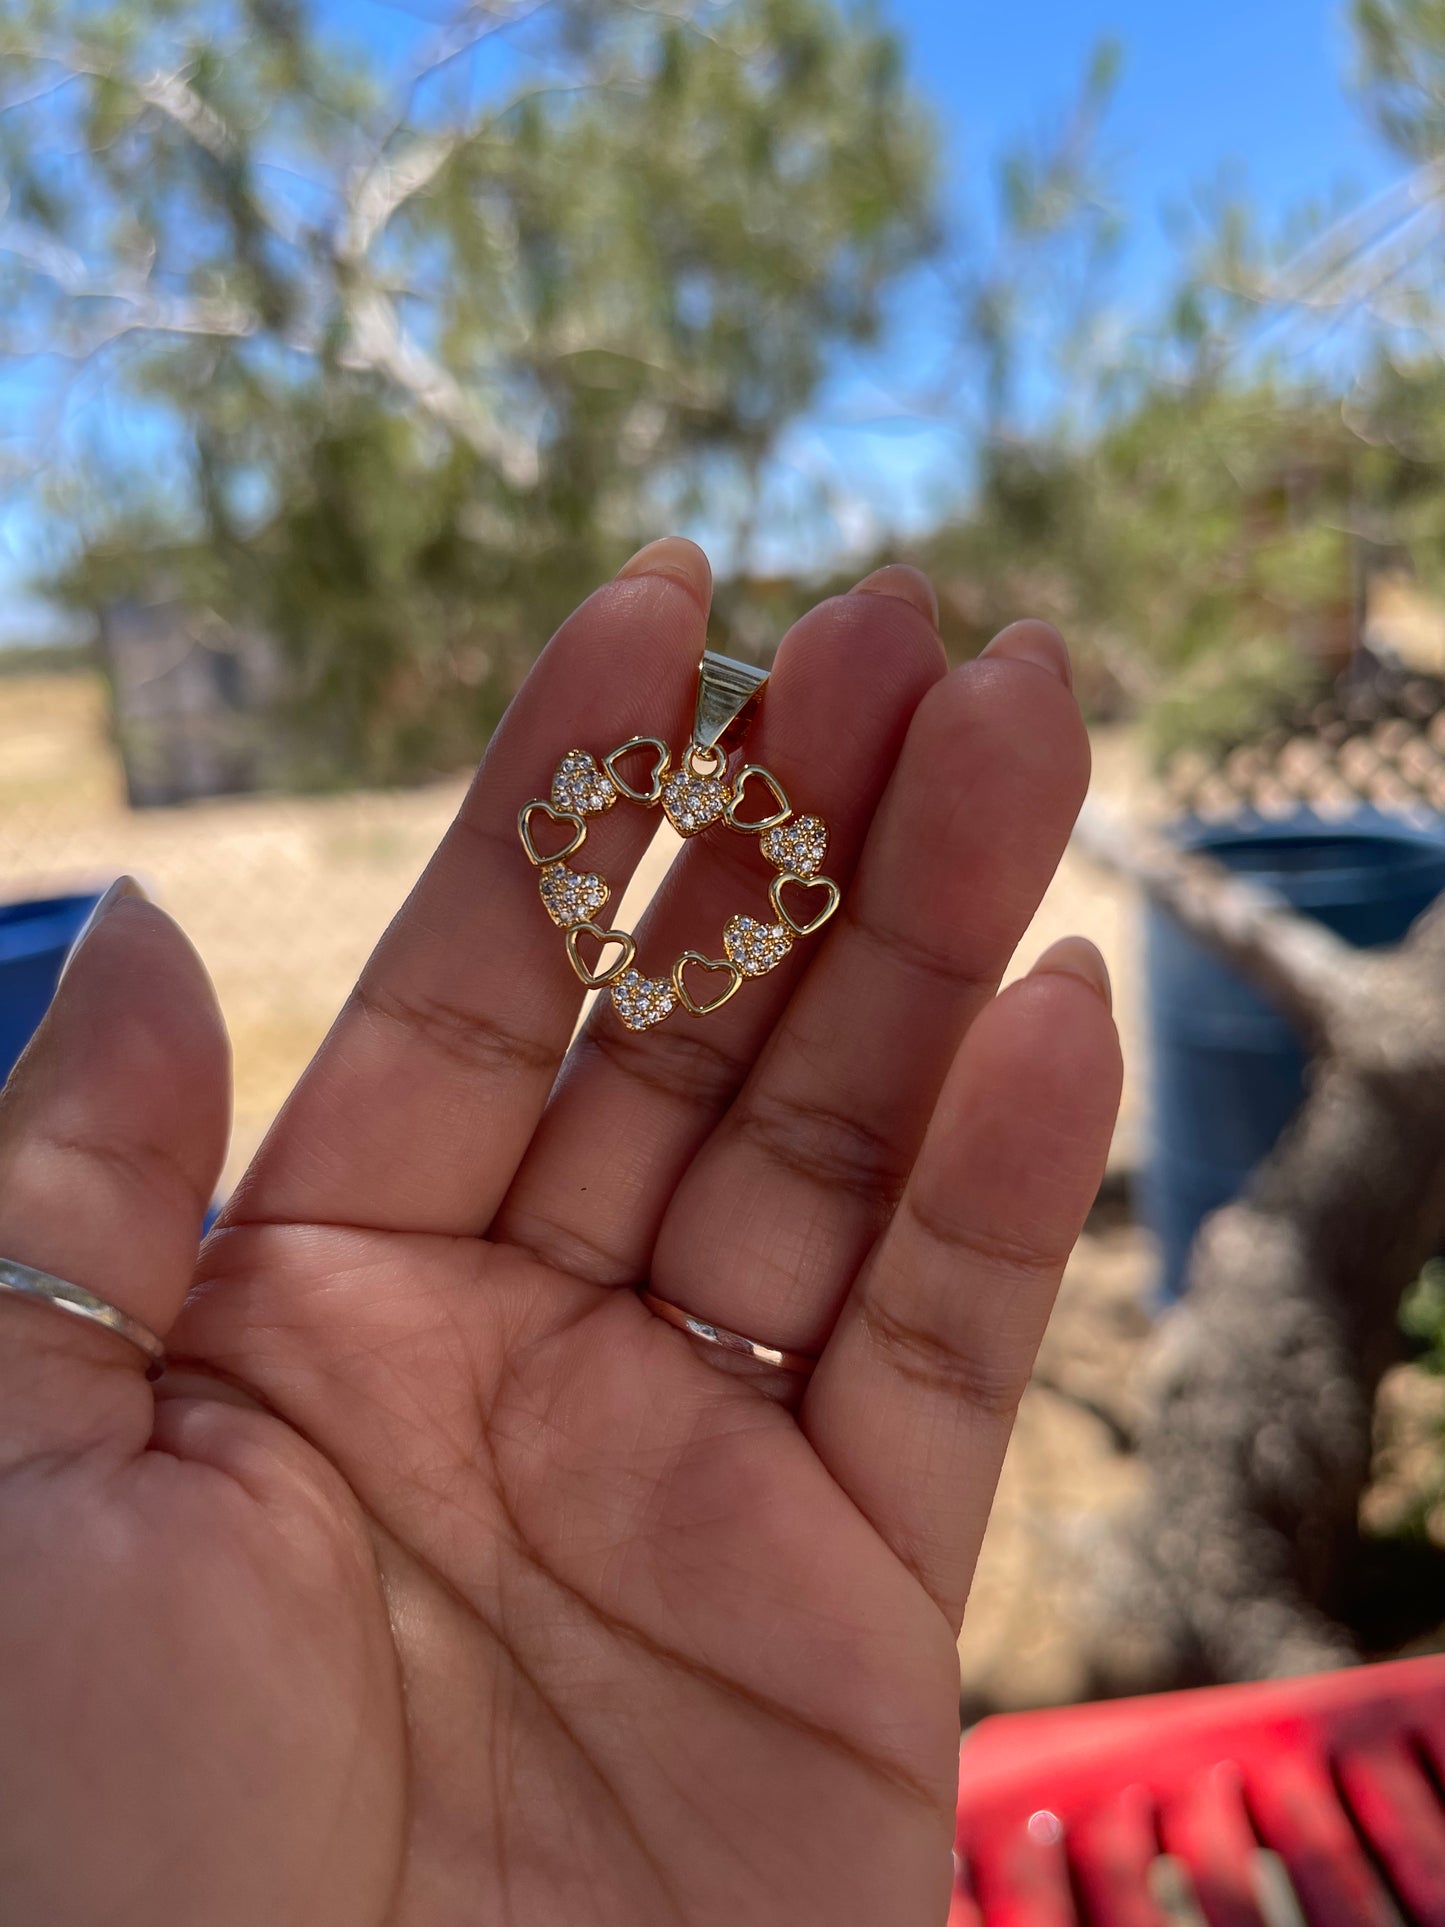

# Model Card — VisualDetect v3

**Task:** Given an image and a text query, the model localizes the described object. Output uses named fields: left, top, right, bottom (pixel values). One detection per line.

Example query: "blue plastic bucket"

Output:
left=1143, top=812, right=1445, bottom=1301
left=0, top=891, right=104, bottom=1086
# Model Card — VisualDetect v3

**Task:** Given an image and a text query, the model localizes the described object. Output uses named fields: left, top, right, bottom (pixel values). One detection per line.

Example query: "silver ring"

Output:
left=0, top=1257, right=166, bottom=1379
left=637, top=1289, right=818, bottom=1375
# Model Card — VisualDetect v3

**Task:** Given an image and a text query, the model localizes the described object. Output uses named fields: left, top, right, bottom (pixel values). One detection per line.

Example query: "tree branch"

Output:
left=341, top=288, right=538, bottom=485
left=134, top=63, right=236, bottom=161
left=340, top=132, right=466, bottom=263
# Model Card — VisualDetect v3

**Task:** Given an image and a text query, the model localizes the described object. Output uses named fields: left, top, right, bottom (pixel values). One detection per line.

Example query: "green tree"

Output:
left=1356, top=0, right=1445, bottom=157
left=0, top=0, right=934, bottom=780
left=903, top=3, right=1445, bottom=759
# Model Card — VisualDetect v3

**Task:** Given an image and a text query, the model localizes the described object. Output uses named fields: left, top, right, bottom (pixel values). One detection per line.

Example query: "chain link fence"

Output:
left=2, top=662, right=1150, bottom=1184
left=1, top=667, right=468, bottom=1186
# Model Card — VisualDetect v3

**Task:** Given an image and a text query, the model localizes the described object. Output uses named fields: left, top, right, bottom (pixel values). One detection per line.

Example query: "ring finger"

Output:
left=492, top=568, right=946, bottom=1283
left=649, top=621, right=1089, bottom=1362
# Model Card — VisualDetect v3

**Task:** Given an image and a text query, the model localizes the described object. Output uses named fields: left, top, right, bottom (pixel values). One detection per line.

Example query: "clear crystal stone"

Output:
left=661, top=770, right=729, bottom=836
left=761, top=814, right=828, bottom=878
left=610, top=968, right=677, bottom=1030
left=723, top=914, right=793, bottom=977
left=552, top=749, right=618, bottom=817
left=539, top=863, right=610, bottom=928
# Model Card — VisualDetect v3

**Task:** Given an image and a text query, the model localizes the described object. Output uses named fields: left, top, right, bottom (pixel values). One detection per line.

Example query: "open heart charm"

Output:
left=566, top=921, right=635, bottom=987
left=769, top=872, right=841, bottom=939
left=518, top=798, right=586, bottom=866
left=672, top=952, right=743, bottom=1016
left=603, top=736, right=670, bottom=806
left=725, top=765, right=791, bottom=833
left=518, top=649, right=841, bottom=1027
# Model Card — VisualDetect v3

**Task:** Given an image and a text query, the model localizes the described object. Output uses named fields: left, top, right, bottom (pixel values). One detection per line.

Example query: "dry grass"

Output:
left=3, top=674, right=470, bottom=1187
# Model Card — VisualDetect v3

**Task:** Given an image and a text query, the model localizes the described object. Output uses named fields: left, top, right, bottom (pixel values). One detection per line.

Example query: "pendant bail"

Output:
left=692, top=650, right=769, bottom=756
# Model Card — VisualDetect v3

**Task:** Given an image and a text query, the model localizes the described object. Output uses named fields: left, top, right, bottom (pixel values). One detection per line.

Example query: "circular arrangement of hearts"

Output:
left=517, top=736, right=841, bottom=1031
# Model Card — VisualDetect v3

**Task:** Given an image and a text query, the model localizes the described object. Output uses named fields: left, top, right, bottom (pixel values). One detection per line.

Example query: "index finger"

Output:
left=228, top=540, right=710, bottom=1237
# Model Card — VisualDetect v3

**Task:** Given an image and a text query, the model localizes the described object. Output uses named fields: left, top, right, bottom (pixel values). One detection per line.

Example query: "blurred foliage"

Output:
left=1388, top=1261, right=1445, bottom=1547
left=1356, top=0, right=1445, bottom=158
left=903, top=0, right=1445, bottom=758
left=14, top=0, right=1445, bottom=778
left=0, top=0, right=934, bottom=781
left=1403, top=1259, right=1445, bottom=1374
left=0, top=638, right=93, bottom=678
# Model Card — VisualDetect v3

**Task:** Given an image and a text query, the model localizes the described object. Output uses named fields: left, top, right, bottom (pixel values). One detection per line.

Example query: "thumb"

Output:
left=0, top=879, right=230, bottom=1468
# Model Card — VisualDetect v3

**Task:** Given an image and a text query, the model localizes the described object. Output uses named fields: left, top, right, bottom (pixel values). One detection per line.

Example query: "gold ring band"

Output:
left=637, top=1289, right=818, bottom=1375
left=0, top=1256, right=166, bottom=1379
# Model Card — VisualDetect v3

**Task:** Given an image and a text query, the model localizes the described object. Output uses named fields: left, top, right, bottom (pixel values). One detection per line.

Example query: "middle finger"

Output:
left=492, top=569, right=946, bottom=1282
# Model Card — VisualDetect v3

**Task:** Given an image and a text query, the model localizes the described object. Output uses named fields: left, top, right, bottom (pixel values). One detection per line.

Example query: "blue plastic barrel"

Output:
left=1144, top=811, right=1445, bottom=1301
left=0, top=891, right=103, bottom=1086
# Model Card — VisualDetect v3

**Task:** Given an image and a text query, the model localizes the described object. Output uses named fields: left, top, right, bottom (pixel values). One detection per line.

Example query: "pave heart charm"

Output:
left=610, top=968, right=678, bottom=1031
left=539, top=863, right=610, bottom=929
left=724, top=914, right=794, bottom=977
left=603, top=736, right=670, bottom=806
left=566, top=921, right=635, bottom=987
left=725, top=764, right=791, bottom=833
left=661, top=768, right=730, bottom=836
left=761, top=814, right=827, bottom=878
left=518, top=799, right=586, bottom=866
left=770, top=872, right=841, bottom=939
left=523, top=647, right=841, bottom=1027
left=672, top=951, right=743, bottom=1016
left=552, top=749, right=617, bottom=817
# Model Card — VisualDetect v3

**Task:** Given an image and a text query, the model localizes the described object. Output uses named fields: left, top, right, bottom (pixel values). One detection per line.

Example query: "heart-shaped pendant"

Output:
left=769, top=872, right=840, bottom=939
left=610, top=968, right=678, bottom=1031
left=523, top=649, right=842, bottom=1027
left=603, top=736, right=670, bottom=806
left=761, top=814, right=827, bottom=878
left=723, top=914, right=794, bottom=977
left=518, top=799, right=586, bottom=866
left=551, top=749, right=617, bottom=817
left=672, top=951, right=743, bottom=1016
left=725, top=765, right=791, bottom=833
left=539, top=863, right=610, bottom=929
left=565, top=921, right=635, bottom=987
left=661, top=768, right=730, bottom=836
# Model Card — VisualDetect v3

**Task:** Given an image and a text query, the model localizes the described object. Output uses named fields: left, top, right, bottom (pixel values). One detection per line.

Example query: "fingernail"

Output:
left=981, top=618, right=1072, bottom=687
left=1030, top=935, right=1111, bottom=1011
left=61, top=875, right=149, bottom=980
left=614, top=536, right=712, bottom=615
left=850, top=563, right=939, bottom=629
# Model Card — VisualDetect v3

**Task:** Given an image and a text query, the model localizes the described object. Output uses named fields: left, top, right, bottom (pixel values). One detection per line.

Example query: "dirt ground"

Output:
left=4, top=671, right=1437, bottom=1709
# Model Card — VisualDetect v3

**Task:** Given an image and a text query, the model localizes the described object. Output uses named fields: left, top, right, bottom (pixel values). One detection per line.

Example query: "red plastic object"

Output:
left=953, top=1654, right=1445, bottom=1925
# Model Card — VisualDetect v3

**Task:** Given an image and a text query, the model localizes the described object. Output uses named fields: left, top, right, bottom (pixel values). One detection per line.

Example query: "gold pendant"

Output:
left=516, top=649, right=840, bottom=1030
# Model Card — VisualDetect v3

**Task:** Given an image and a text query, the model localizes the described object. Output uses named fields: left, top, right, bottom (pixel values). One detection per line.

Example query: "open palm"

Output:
left=0, top=544, right=1119, bottom=1927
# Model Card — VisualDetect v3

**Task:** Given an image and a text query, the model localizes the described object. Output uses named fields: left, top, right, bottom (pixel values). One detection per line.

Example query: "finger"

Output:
left=650, top=622, right=1087, bottom=1357
left=493, top=568, right=946, bottom=1281
left=802, top=940, right=1121, bottom=1630
left=0, top=880, right=229, bottom=1468
left=230, top=538, right=710, bottom=1236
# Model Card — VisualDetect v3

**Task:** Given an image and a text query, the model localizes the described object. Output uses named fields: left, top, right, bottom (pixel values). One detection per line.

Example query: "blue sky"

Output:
left=909, top=0, right=1384, bottom=234
left=0, top=0, right=1405, bottom=638
left=760, top=0, right=1401, bottom=566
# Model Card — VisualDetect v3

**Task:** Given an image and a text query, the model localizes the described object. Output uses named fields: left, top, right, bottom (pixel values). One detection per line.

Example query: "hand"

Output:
left=0, top=543, right=1119, bottom=1927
